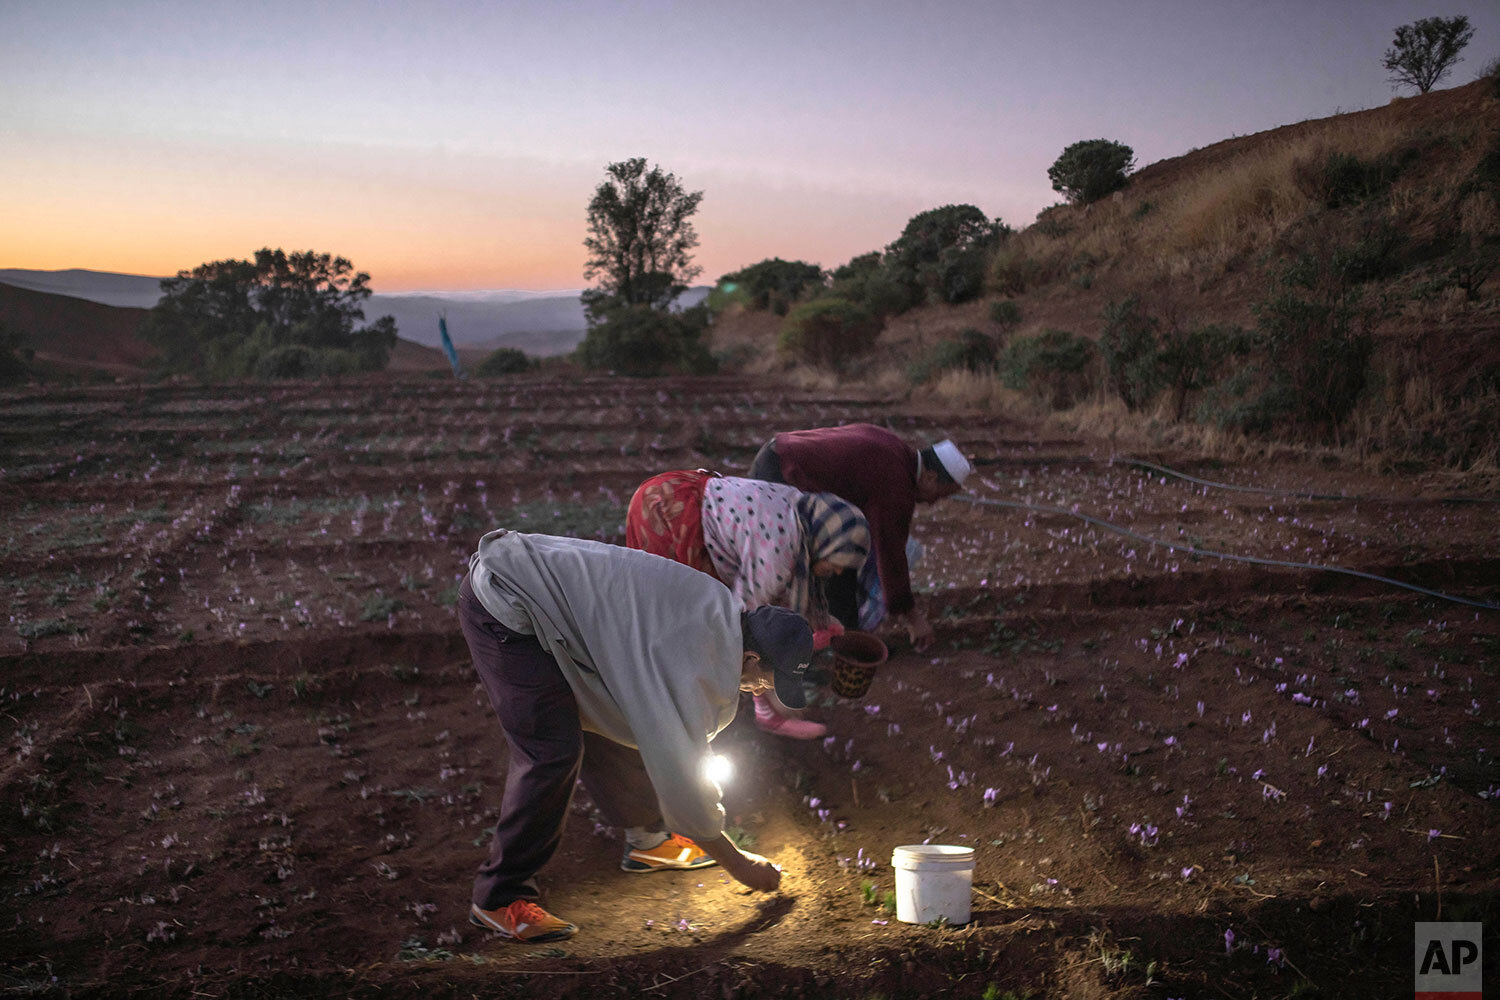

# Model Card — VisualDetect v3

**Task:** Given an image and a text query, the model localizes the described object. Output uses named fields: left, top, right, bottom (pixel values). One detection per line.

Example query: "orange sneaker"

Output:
left=469, top=899, right=577, bottom=942
left=621, top=833, right=718, bottom=873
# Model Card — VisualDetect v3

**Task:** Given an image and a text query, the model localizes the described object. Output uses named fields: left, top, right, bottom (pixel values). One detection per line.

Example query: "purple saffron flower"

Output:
left=1224, top=928, right=1236, bottom=955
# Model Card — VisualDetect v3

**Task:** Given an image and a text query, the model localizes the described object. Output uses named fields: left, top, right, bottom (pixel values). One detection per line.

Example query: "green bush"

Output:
left=575, top=304, right=716, bottom=377
left=1157, top=323, right=1256, bottom=421
left=779, top=299, right=881, bottom=370
left=1000, top=329, right=1096, bottom=407
left=1048, top=139, right=1135, bottom=205
left=474, top=347, right=536, bottom=376
left=989, top=299, right=1022, bottom=329
left=1247, top=249, right=1379, bottom=431
left=1197, top=366, right=1292, bottom=435
left=251, top=344, right=360, bottom=379
left=1099, top=297, right=1162, bottom=410
left=1297, top=151, right=1413, bottom=209
left=990, top=245, right=1046, bottom=296
left=909, top=328, right=998, bottom=383
left=827, top=253, right=914, bottom=319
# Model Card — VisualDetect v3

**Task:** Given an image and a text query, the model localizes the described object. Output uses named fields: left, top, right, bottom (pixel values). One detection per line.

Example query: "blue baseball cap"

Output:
left=742, top=606, right=814, bottom=709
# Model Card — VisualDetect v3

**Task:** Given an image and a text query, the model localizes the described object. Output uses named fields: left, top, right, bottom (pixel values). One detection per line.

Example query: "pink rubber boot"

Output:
left=753, top=694, right=827, bottom=740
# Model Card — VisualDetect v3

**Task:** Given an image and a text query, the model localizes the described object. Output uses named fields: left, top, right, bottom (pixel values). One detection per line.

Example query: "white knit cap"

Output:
left=930, top=440, right=971, bottom=485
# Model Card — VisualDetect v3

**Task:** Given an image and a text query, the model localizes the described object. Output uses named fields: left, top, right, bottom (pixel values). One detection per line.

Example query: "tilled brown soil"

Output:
left=2, top=374, right=1497, bottom=998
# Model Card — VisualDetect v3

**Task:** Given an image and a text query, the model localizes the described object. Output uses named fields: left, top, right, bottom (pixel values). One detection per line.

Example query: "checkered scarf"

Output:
left=789, top=492, right=875, bottom=628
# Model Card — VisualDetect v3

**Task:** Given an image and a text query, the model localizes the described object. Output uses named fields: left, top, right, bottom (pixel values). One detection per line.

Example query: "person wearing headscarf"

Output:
left=748, top=425, right=972, bottom=652
left=626, top=471, right=872, bottom=739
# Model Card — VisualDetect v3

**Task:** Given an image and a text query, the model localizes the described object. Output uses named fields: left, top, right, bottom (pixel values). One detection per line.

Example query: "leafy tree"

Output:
left=581, top=158, right=703, bottom=321
left=885, top=205, right=1008, bottom=306
left=1047, top=140, right=1136, bottom=205
left=714, top=258, right=826, bottom=315
left=474, top=346, right=537, bottom=376
left=1382, top=15, right=1474, bottom=94
left=141, top=248, right=396, bottom=377
left=575, top=303, right=715, bottom=377
left=1157, top=323, right=1255, bottom=421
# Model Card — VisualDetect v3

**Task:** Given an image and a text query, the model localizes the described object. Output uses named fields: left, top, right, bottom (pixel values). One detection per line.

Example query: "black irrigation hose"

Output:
left=953, top=494, right=1500, bottom=612
left=1118, top=457, right=1500, bottom=505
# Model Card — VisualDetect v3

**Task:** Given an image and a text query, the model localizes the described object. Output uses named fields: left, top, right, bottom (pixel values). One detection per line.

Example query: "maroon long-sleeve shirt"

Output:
left=772, top=423, right=919, bottom=616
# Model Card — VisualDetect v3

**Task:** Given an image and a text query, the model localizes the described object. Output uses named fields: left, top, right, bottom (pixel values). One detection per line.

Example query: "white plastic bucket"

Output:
left=891, top=844, right=974, bottom=925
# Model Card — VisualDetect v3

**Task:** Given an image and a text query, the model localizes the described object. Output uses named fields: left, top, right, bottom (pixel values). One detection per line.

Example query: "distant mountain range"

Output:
left=0, top=268, right=708, bottom=357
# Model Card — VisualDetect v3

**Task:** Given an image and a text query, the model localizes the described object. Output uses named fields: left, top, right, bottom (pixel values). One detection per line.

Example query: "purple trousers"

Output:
left=457, top=574, right=664, bottom=909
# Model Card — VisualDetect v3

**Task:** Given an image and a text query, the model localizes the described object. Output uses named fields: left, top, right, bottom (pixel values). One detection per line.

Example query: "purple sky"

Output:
left=2, top=0, right=1494, bottom=290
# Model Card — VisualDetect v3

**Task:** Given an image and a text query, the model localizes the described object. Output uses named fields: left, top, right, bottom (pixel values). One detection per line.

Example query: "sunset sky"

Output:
left=3, top=0, right=1495, bottom=291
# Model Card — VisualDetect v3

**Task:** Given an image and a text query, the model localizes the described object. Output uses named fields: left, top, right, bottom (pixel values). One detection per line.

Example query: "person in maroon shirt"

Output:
left=748, top=423, right=971, bottom=653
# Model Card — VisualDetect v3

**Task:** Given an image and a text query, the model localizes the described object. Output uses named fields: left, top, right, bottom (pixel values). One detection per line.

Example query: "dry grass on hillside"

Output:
left=999, top=85, right=1498, bottom=300
left=706, top=77, right=1500, bottom=480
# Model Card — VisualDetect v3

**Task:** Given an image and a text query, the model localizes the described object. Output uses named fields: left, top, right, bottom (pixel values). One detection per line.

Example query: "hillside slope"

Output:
left=0, top=281, right=448, bottom=378
left=0, top=280, right=156, bottom=374
left=714, top=75, right=1500, bottom=468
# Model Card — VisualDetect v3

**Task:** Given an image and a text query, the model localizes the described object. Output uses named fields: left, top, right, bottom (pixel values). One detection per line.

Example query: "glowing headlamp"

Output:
left=703, top=753, right=734, bottom=788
